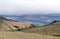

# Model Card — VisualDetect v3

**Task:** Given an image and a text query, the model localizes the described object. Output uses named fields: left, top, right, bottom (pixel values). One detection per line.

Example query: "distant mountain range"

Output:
left=0, top=13, right=60, bottom=26
left=22, top=13, right=60, bottom=16
left=1, top=13, right=60, bottom=16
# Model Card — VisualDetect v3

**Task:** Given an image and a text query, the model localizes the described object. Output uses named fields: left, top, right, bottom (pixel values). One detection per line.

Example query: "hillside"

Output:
left=22, top=21, right=60, bottom=36
left=0, top=20, right=60, bottom=39
left=0, top=20, right=32, bottom=31
left=0, top=31, right=60, bottom=39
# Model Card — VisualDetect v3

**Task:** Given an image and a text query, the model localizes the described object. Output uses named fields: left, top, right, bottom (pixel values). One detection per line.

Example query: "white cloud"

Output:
left=0, top=0, right=60, bottom=15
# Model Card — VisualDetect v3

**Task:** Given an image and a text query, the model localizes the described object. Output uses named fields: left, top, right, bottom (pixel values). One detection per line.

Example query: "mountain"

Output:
left=21, top=13, right=60, bottom=16
left=1, top=13, right=60, bottom=26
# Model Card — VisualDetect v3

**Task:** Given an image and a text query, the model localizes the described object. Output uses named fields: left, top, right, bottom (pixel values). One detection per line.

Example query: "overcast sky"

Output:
left=0, top=0, right=60, bottom=15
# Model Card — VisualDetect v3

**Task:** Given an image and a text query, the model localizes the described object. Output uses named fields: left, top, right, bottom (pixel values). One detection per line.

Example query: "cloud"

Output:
left=0, top=0, right=60, bottom=15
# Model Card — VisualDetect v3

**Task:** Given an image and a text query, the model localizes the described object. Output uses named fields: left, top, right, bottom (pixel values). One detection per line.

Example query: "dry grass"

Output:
left=7, top=21, right=31, bottom=28
left=0, top=20, right=32, bottom=31
left=22, top=22, right=60, bottom=36
left=0, top=20, right=60, bottom=39
left=0, top=31, right=60, bottom=39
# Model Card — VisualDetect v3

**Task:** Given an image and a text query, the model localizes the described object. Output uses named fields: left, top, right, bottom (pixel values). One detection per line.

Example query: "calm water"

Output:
left=5, top=15, right=60, bottom=26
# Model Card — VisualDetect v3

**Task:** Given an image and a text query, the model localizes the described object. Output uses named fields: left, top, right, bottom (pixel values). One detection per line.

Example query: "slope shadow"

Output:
left=53, top=35, right=60, bottom=37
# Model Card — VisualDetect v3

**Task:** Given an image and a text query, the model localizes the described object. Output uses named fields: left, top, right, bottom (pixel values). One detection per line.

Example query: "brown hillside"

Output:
left=0, top=20, right=32, bottom=31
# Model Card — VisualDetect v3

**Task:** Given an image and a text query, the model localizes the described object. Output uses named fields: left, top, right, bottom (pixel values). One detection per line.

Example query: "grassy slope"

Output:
left=0, top=31, right=60, bottom=39
left=22, top=22, right=60, bottom=36
left=0, top=20, right=60, bottom=39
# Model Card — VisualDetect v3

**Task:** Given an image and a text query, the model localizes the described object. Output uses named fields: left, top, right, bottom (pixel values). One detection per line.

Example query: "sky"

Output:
left=0, top=0, right=60, bottom=15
